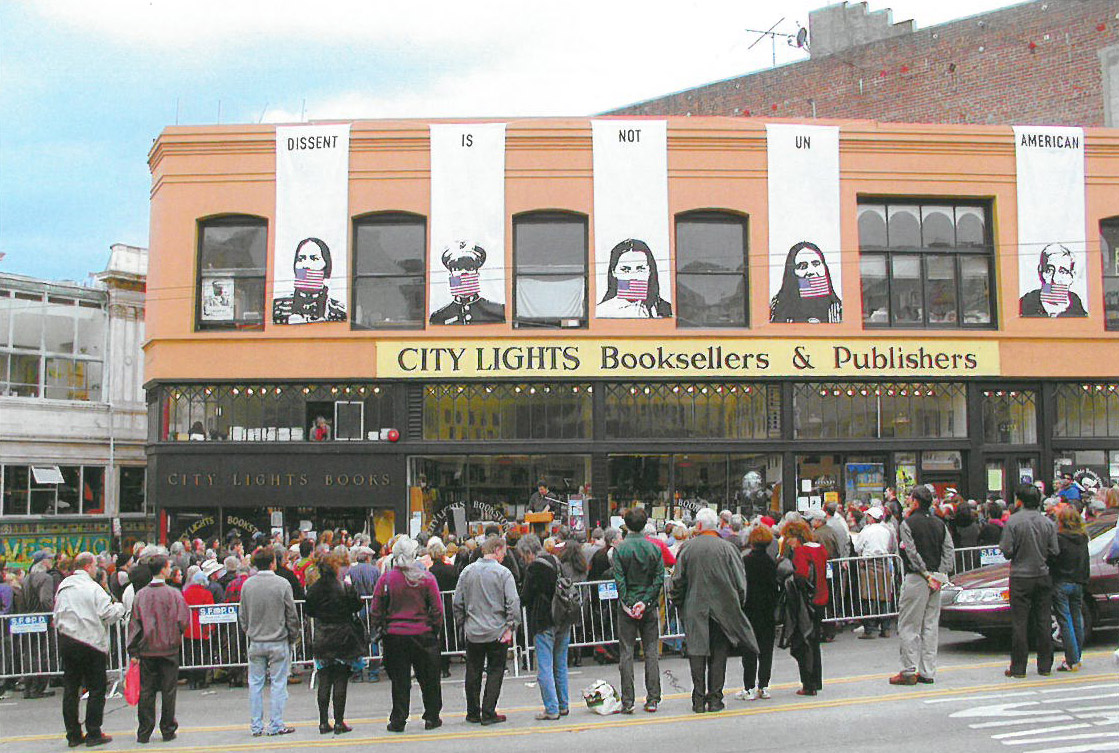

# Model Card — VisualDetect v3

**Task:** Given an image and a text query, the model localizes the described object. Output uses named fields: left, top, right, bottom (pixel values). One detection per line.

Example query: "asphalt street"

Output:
left=2, top=628, right=1116, bottom=753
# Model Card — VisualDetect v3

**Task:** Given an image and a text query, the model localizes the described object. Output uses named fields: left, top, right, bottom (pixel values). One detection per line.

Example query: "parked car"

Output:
left=940, top=511, right=1118, bottom=640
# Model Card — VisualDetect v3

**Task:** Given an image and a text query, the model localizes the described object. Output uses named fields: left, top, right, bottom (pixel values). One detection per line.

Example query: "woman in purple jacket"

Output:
left=370, top=538, right=444, bottom=733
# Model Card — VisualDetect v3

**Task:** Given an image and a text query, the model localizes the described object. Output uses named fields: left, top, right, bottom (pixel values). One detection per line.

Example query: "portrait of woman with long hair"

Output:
left=598, top=239, right=672, bottom=319
left=769, top=241, right=842, bottom=324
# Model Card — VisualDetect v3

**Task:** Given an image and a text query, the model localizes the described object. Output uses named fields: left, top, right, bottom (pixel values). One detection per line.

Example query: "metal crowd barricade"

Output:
left=0, top=611, right=129, bottom=698
left=820, top=553, right=904, bottom=625
left=954, top=545, right=1007, bottom=574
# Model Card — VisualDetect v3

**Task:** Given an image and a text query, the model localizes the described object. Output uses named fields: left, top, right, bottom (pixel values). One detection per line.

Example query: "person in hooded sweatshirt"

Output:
left=1051, top=505, right=1090, bottom=672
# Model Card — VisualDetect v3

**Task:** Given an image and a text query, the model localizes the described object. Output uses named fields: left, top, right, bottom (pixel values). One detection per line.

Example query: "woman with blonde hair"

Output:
left=1051, top=505, right=1089, bottom=672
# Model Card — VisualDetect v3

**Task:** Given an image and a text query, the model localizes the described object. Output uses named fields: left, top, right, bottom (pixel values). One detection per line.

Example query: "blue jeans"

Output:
left=247, top=640, right=290, bottom=734
left=534, top=627, right=570, bottom=715
left=1053, top=581, right=1084, bottom=666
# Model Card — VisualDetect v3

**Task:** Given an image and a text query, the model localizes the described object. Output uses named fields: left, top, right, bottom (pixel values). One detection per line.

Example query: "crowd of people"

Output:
left=0, top=476, right=1115, bottom=745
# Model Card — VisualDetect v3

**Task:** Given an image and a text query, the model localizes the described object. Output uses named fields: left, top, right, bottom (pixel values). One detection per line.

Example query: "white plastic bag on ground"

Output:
left=582, top=679, right=623, bottom=715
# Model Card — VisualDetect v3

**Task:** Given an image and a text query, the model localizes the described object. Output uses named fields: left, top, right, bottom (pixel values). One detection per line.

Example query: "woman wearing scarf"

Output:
left=304, top=552, right=364, bottom=735
left=370, top=538, right=444, bottom=733
left=182, top=570, right=214, bottom=689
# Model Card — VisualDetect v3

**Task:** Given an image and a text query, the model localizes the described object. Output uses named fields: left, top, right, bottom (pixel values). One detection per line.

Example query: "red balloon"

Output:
left=387, top=429, right=400, bottom=442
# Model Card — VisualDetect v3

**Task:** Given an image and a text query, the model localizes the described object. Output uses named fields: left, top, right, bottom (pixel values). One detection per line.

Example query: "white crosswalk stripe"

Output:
left=933, top=683, right=1119, bottom=753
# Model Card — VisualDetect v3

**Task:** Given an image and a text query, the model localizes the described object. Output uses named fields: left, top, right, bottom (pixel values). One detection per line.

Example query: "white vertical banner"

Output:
left=272, top=124, right=351, bottom=325
left=766, top=124, right=843, bottom=323
left=592, top=120, right=672, bottom=319
left=1014, top=126, right=1087, bottom=317
left=428, top=123, right=507, bottom=325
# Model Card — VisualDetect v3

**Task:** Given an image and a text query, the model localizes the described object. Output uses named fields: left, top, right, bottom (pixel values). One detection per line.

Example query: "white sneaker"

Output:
left=758, top=687, right=770, bottom=699
left=733, top=689, right=750, bottom=701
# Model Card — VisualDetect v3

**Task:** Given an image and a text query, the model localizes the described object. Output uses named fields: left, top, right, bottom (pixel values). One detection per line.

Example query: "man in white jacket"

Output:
left=53, top=552, right=126, bottom=748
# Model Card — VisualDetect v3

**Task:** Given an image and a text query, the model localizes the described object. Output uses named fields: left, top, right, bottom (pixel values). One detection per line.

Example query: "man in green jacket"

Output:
left=613, top=507, right=665, bottom=713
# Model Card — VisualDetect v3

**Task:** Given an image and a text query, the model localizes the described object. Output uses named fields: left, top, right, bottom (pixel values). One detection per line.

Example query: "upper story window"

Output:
left=0, top=288, right=105, bottom=401
left=352, top=213, right=426, bottom=329
left=858, top=201, right=995, bottom=329
left=1101, top=218, right=1119, bottom=331
left=675, top=211, right=748, bottom=328
left=196, top=215, right=267, bottom=330
left=513, top=212, right=587, bottom=328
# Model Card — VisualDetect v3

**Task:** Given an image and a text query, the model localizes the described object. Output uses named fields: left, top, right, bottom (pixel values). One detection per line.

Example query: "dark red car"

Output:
left=940, top=512, right=1118, bottom=639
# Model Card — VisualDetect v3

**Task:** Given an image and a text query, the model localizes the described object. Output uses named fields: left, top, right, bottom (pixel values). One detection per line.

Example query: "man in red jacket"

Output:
left=127, top=555, right=189, bottom=743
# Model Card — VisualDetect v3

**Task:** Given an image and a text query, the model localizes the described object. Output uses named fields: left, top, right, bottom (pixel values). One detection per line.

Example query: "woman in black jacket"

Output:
left=304, top=553, right=364, bottom=734
left=738, top=524, right=779, bottom=701
left=1051, top=505, right=1090, bottom=672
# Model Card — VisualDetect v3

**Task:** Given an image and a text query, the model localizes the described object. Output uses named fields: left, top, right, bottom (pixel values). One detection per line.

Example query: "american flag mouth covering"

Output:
left=617, top=278, right=648, bottom=301
left=799, top=275, right=829, bottom=298
left=294, top=268, right=326, bottom=290
left=1040, top=283, right=1070, bottom=307
left=449, top=271, right=481, bottom=297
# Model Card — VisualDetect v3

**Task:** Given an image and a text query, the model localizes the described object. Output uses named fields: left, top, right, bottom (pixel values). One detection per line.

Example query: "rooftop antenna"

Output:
left=745, top=17, right=809, bottom=67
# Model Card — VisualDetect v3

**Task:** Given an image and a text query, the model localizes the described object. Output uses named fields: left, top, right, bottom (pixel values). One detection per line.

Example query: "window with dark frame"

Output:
left=352, top=213, right=427, bottom=329
left=1101, top=218, right=1119, bottom=331
left=858, top=201, right=996, bottom=329
left=512, top=212, right=588, bottom=328
left=675, top=211, right=749, bottom=328
left=196, top=216, right=268, bottom=330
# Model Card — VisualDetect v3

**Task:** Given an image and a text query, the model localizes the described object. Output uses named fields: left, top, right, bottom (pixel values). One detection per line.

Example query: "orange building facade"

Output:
left=145, top=118, right=1119, bottom=541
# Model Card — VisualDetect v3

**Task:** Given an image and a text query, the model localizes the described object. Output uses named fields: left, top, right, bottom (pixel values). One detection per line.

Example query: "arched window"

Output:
left=196, top=215, right=267, bottom=330
left=513, top=211, right=588, bottom=328
left=352, top=212, right=427, bottom=329
left=674, top=211, right=749, bottom=328
left=1101, top=216, right=1119, bottom=331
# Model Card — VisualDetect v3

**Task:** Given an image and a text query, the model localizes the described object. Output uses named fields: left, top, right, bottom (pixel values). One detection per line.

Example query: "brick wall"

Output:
left=607, top=0, right=1119, bottom=126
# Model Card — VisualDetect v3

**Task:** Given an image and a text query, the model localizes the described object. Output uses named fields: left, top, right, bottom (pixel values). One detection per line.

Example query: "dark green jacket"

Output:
left=613, top=532, right=665, bottom=608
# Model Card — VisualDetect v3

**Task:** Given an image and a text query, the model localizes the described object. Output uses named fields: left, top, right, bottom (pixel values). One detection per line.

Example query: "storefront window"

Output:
left=605, top=382, right=778, bottom=439
left=981, top=390, right=1037, bottom=444
left=796, top=453, right=887, bottom=508
left=2, top=464, right=105, bottom=516
left=608, top=453, right=782, bottom=518
left=794, top=382, right=966, bottom=439
left=120, top=466, right=146, bottom=514
left=1053, top=450, right=1119, bottom=492
left=196, top=216, right=267, bottom=330
left=410, top=455, right=590, bottom=523
left=158, top=383, right=395, bottom=442
left=423, top=383, right=591, bottom=441
left=1053, top=383, right=1119, bottom=437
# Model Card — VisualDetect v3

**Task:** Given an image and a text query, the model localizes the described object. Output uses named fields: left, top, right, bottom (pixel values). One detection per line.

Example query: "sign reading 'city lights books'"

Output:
left=376, top=339, right=1000, bottom=378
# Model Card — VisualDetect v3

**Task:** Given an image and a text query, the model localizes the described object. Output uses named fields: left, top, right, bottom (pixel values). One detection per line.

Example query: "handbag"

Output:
left=124, top=660, right=140, bottom=706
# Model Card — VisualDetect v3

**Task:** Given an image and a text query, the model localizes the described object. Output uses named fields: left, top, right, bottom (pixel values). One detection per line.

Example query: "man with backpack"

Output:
left=613, top=507, right=665, bottom=713
left=518, top=533, right=582, bottom=721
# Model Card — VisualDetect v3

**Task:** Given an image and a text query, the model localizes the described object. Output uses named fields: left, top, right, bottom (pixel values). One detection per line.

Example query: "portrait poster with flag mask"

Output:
left=1014, top=126, right=1087, bottom=318
left=766, top=124, right=842, bottom=324
left=428, top=123, right=507, bottom=325
left=592, top=120, right=672, bottom=319
left=272, top=123, right=351, bottom=325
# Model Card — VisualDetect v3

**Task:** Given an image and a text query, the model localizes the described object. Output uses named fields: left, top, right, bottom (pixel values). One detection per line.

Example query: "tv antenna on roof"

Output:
left=745, top=18, right=809, bottom=67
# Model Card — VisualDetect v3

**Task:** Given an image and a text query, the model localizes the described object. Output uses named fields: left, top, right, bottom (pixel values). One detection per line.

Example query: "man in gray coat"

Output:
left=670, top=508, right=757, bottom=714
left=1000, top=483, right=1060, bottom=678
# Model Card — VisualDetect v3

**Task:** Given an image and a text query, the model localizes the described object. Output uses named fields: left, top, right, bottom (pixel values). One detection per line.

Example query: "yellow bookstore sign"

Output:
left=375, top=339, right=1000, bottom=379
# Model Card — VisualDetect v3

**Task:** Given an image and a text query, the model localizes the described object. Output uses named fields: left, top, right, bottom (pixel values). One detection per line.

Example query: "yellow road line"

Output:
left=3, top=651, right=1114, bottom=748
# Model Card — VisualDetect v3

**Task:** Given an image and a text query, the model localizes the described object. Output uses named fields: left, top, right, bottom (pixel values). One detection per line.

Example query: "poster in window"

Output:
left=766, top=124, right=842, bottom=323
left=428, top=124, right=507, bottom=325
left=201, top=278, right=234, bottom=321
left=272, top=124, right=350, bottom=325
left=1014, top=126, right=1087, bottom=318
left=592, top=120, right=672, bottom=319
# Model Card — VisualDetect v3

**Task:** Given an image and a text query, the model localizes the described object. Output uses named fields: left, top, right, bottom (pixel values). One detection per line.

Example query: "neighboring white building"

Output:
left=0, top=244, right=150, bottom=565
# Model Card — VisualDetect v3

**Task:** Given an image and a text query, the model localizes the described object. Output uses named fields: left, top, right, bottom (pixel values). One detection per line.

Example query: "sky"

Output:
left=0, top=0, right=1027, bottom=282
